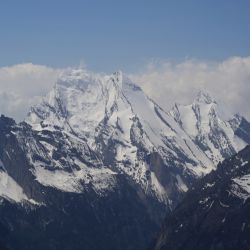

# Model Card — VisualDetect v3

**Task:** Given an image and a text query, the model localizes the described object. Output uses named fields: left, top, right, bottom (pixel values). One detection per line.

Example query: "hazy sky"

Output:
left=0, top=0, right=250, bottom=72
left=0, top=1, right=250, bottom=121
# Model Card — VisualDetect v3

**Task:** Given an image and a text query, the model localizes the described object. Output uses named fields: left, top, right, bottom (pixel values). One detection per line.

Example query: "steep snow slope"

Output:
left=0, top=169, right=33, bottom=203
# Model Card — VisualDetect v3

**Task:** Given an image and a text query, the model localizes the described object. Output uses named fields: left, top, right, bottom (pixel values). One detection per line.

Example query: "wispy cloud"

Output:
left=0, top=63, right=62, bottom=121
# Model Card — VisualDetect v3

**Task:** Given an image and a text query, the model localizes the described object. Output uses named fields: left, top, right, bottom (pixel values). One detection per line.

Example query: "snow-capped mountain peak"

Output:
left=26, top=69, right=147, bottom=141
left=194, top=90, right=216, bottom=104
left=170, top=90, right=250, bottom=165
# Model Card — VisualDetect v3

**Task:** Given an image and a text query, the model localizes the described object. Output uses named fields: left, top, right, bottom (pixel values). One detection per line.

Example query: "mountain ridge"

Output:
left=25, top=69, right=250, bottom=207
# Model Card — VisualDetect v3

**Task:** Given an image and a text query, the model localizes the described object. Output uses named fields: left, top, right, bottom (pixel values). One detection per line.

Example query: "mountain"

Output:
left=169, top=91, right=248, bottom=165
left=153, top=145, right=250, bottom=250
left=26, top=70, right=250, bottom=207
left=0, top=69, right=250, bottom=249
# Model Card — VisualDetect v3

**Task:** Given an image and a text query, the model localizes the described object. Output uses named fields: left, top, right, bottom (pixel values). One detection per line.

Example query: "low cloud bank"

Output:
left=0, top=57, right=250, bottom=121
left=0, top=63, right=62, bottom=121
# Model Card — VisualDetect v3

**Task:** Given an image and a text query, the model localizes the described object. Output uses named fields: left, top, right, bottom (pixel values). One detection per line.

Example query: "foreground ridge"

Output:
left=154, top=145, right=250, bottom=250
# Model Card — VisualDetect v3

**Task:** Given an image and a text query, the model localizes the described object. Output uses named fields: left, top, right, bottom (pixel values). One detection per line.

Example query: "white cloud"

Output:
left=130, top=57, right=250, bottom=120
left=0, top=63, right=62, bottom=121
left=0, top=58, right=250, bottom=122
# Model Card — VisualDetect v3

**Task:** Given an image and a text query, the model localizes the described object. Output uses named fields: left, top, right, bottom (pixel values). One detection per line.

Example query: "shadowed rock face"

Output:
left=233, top=116, right=250, bottom=143
left=0, top=117, right=45, bottom=202
left=146, top=152, right=189, bottom=207
left=153, top=145, right=250, bottom=250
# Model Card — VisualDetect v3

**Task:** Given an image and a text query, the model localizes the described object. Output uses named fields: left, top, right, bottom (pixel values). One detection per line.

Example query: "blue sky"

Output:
left=0, top=0, right=250, bottom=72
